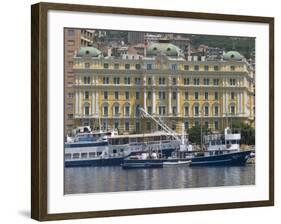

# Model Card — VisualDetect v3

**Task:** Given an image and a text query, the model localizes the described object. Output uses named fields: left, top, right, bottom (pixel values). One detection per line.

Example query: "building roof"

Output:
left=223, top=50, right=244, bottom=60
left=77, top=47, right=102, bottom=57
left=146, top=42, right=182, bottom=57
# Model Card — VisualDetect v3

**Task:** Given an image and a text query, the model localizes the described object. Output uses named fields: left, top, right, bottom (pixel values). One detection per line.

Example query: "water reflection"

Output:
left=65, top=165, right=255, bottom=194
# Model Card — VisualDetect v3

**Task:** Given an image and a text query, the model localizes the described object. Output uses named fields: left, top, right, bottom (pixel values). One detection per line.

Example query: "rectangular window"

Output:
left=194, top=106, right=199, bottom=116
left=147, top=106, right=152, bottom=114
left=172, top=92, right=177, bottom=100
left=184, top=78, right=190, bottom=85
left=185, top=106, right=189, bottom=116
left=171, top=64, right=177, bottom=70
left=231, top=105, right=235, bottom=114
left=214, top=120, right=219, bottom=130
left=205, top=92, right=208, bottom=100
left=125, top=106, right=130, bottom=116
left=159, top=91, right=166, bottom=100
left=230, top=79, right=236, bottom=86
left=184, top=121, right=189, bottom=130
left=213, top=79, right=219, bottom=86
left=103, top=63, right=109, bottom=69
left=214, top=106, right=219, bottom=116
left=125, top=64, right=130, bottom=70
left=231, top=92, right=235, bottom=100
left=136, top=122, right=140, bottom=132
left=104, top=91, right=108, bottom=100
left=214, top=65, right=219, bottom=71
left=185, top=92, right=189, bottom=100
left=203, top=78, right=209, bottom=85
left=159, top=106, right=166, bottom=115
left=159, top=77, right=165, bottom=85
left=114, top=63, right=119, bottom=69
left=113, top=77, right=120, bottom=85
left=124, top=77, right=131, bottom=85
left=103, top=77, right=109, bottom=84
left=136, top=92, right=140, bottom=100
left=172, top=78, right=177, bottom=85
left=114, top=106, right=119, bottom=115
left=194, top=65, right=199, bottom=71
left=184, top=65, right=189, bottom=71
left=115, top=91, right=119, bottom=100
left=125, top=121, right=130, bottom=131
left=172, top=106, right=177, bottom=115
left=193, top=78, right=200, bottom=85
left=135, top=77, right=141, bottom=85
left=230, top=65, right=235, bottom=71
left=214, top=92, right=218, bottom=100
left=103, top=106, right=108, bottom=116
left=148, top=77, right=152, bottom=85
left=147, top=91, right=151, bottom=100
left=135, top=64, right=141, bottom=70
left=205, top=121, right=209, bottom=129
left=125, top=91, right=129, bottom=100
left=147, top=64, right=152, bottom=70
left=195, top=92, right=199, bottom=100
left=114, top=121, right=119, bottom=129
left=204, top=65, right=209, bottom=71
left=85, top=91, right=89, bottom=99
left=85, top=63, right=90, bottom=68
left=205, top=106, right=209, bottom=116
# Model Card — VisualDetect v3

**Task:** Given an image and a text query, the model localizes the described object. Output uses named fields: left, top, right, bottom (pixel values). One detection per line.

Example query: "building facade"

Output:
left=64, top=28, right=95, bottom=135
left=70, top=43, right=255, bottom=135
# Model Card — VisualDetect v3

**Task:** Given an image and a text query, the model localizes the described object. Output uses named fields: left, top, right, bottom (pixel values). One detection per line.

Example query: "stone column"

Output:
left=177, top=90, right=180, bottom=114
left=143, top=90, right=147, bottom=111
left=225, top=92, right=229, bottom=114
left=95, top=92, right=99, bottom=116
left=152, top=89, right=156, bottom=114
left=92, top=91, right=95, bottom=115
left=75, top=90, right=79, bottom=115
left=79, top=91, right=83, bottom=115
left=168, top=90, right=172, bottom=114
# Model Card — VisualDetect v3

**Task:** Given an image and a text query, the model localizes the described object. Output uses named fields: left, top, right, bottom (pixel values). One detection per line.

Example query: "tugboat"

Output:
left=189, top=127, right=253, bottom=166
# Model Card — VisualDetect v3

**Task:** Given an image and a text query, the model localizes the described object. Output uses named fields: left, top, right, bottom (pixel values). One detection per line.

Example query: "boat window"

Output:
left=72, top=153, right=80, bottom=159
left=81, top=153, right=88, bottom=158
left=113, top=149, right=117, bottom=154
left=65, top=154, right=71, bottom=159
left=97, top=152, right=102, bottom=156
left=89, top=152, right=96, bottom=158
left=120, top=149, right=124, bottom=152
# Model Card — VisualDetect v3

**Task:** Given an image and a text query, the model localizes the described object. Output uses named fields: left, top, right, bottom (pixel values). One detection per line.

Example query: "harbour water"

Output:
left=64, top=164, right=255, bottom=194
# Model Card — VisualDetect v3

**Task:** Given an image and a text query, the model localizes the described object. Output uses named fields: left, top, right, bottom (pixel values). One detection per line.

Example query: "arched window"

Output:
left=84, top=103, right=89, bottom=115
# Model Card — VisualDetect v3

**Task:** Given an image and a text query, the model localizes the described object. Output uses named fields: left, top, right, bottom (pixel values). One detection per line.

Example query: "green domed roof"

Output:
left=223, top=51, right=244, bottom=60
left=77, top=47, right=102, bottom=57
left=147, top=43, right=182, bottom=56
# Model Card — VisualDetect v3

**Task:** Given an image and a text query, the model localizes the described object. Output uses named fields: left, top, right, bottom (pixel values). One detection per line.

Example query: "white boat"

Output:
left=163, top=160, right=191, bottom=167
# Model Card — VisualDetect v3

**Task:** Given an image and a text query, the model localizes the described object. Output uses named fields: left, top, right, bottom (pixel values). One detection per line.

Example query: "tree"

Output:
left=188, top=125, right=210, bottom=145
left=231, top=120, right=255, bottom=145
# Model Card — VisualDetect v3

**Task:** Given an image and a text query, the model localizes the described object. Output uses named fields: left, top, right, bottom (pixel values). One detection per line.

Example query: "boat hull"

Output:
left=121, top=162, right=163, bottom=169
left=190, top=150, right=252, bottom=167
left=65, top=157, right=125, bottom=167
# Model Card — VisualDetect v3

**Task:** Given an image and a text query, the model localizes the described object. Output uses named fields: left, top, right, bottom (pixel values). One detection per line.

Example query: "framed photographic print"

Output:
left=31, top=2, right=274, bottom=221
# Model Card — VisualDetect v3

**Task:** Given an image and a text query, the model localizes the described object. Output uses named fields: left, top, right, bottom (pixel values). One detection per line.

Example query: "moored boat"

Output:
left=163, top=160, right=191, bottom=167
left=189, top=127, right=253, bottom=167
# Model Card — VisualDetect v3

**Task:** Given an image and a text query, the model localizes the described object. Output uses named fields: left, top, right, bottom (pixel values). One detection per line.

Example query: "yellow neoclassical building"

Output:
left=70, top=43, right=254, bottom=135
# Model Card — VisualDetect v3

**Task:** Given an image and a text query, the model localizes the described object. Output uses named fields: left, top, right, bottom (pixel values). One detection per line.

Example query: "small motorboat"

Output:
left=163, top=160, right=191, bottom=167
